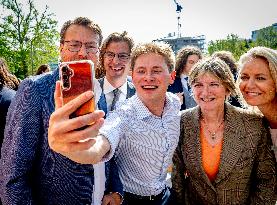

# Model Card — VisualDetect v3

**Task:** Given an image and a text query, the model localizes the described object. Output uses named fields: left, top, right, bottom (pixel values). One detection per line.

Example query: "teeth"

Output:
left=111, top=66, right=123, bottom=71
left=201, top=98, right=214, bottom=102
left=142, top=85, right=157, bottom=89
left=246, top=92, right=260, bottom=96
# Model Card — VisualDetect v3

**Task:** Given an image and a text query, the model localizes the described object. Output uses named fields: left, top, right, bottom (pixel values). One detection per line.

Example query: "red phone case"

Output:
left=60, top=60, right=95, bottom=118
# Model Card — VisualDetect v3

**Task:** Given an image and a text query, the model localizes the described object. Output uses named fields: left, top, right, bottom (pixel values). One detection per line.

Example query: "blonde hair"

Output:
left=130, top=42, right=175, bottom=73
left=238, top=46, right=277, bottom=91
left=238, top=46, right=277, bottom=113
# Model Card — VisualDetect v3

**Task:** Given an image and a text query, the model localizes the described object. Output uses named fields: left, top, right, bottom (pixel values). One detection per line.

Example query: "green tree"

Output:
left=0, top=0, right=59, bottom=79
left=254, top=26, right=277, bottom=49
left=207, top=34, right=249, bottom=60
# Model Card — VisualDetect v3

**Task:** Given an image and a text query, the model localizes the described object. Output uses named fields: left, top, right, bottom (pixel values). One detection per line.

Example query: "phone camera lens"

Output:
left=62, top=65, right=68, bottom=73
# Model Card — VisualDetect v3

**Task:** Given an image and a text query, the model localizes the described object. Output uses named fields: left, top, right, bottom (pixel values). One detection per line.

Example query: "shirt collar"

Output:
left=133, top=93, right=176, bottom=120
left=103, top=77, right=128, bottom=95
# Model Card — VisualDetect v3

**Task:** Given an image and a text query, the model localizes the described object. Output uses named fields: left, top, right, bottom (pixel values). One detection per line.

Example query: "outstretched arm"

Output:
left=48, top=82, right=110, bottom=164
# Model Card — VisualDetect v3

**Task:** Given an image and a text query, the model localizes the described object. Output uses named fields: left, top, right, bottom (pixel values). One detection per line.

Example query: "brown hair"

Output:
left=175, top=46, right=202, bottom=77
left=130, top=42, right=175, bottom=73
left=189, top=57, right=239, bottom=99
left=96, top=31, right=134, bottom=79
left=35, top=64, right=51, bottom=75
left=0, top=57, right=20, bottom=90
left=212, top=51, right=238, bottom=78
left=60, top=17, right=103, bottom=46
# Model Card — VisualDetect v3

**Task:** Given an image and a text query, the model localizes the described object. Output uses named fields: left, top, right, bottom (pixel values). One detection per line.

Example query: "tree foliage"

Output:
left=207, top=34, right=250, bottom=60
left=208, top=26, right=277, bottom=61
left=254, top=26, right=277, bottom=49
left=0, top=0, right=59, bottom=79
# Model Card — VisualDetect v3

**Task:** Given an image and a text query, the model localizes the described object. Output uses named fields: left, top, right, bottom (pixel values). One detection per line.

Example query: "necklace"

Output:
left=202, top=118, right=224, bottom=140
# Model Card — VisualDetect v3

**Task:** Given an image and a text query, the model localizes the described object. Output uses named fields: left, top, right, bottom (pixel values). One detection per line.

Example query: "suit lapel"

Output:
left=183, top=107, right=216, bottom=190
left=215, top=104, right=244, bottom=184
left=97, top=78, right=108, bottom=115
left=126, top=81, right=136, bottom=99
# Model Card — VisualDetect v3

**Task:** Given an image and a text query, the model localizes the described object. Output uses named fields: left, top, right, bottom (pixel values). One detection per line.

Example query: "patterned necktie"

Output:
left=110, top=88, right=120, bottom=111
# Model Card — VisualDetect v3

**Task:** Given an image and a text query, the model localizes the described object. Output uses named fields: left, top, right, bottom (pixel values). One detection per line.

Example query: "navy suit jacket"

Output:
left=97, top=77, right=136, bottom=115
left=168, top=77, right=197, bottom=110
left=0, top=69, right=123, bottom=205
left=0, top=86, right=15, bottom=156
left=168, top=77, right=187, bottom=110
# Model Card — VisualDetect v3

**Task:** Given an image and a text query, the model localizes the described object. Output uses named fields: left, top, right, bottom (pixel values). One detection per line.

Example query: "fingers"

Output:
left=60, top=139, right=96, bottom=153
left=55, top=110, right=105, bottom=133
left=58, top=117, right=105, bottom=143
left=54, top=90, right=94, bottom=119
left=102, top=195, right=114, bottom=205
left=54, top=81, right=63, bottom=110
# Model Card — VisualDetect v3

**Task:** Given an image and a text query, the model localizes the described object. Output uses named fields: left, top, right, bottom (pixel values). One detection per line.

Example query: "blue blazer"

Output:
left=168, top=77, right=197, bottom=110
left=0, top=69, right=123, bottom=205
left=167, top=77, right=189, bottom=110
left=0, top=86, right=16, bottom=157
left=97, top=77, right=136, bottom=115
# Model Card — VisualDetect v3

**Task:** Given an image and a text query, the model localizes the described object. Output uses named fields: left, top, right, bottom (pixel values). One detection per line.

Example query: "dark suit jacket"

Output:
left=168, top=77, right=196, bottom=110
left=0, top=69, right=123, bottom=205
left=97, top=77, right=136, bottom=196
left=97, top=77, right=136, bottom=115
left=0, top=86, right=15, bottom=156
left=172, top=103, right=277, bottom=205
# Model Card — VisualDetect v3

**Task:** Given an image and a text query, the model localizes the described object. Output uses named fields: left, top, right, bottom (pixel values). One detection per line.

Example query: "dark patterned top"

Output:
left=0, top=68, right=122, bottom=205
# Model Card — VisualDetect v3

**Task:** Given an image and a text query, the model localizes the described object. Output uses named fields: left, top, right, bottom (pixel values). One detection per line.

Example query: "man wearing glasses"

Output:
left=0, top=17, right=122, bottom=205
left=96, top=31, right=136, bottom=115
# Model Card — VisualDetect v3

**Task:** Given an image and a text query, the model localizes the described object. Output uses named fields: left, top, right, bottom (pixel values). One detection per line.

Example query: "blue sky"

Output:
left=4, top=0, right=277, bottom=44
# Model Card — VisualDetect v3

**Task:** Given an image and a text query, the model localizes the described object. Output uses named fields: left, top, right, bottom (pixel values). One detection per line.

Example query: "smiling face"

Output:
left=192, top=72, right=228, bottom=112
left=103, top=41, right=130, bottom=82
left=132, top=53, right=174, bottom=105
left=60, top=25, right=100, bottom=65
left=239, top=57, right=276, bottom=107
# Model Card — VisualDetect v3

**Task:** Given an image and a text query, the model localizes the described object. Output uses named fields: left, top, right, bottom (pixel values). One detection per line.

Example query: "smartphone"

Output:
left=59, top=60, right=95, bottom=120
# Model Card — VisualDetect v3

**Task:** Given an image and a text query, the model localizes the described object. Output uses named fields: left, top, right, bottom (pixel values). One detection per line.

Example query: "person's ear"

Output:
left=170, top=71, right=176, bottom=84
left=59, top=43, right=64, bottom=52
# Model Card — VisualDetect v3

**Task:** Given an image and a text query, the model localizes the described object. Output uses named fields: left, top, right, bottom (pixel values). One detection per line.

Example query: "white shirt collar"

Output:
left=103, top=77, right=128, bottom=95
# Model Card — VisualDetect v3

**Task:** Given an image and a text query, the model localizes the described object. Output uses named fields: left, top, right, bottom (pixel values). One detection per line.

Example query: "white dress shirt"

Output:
left=103, top=78, right=128, bottom=112
left=100, top=92, right=181, bottom=196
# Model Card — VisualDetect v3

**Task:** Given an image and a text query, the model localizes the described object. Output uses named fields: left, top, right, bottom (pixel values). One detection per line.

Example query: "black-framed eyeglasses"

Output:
left=64, top=40, right=99, bottom=54
left=104, top=51, right=130, bottom=62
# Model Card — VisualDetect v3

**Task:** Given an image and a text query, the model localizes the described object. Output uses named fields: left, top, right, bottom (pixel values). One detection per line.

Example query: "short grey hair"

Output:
left=189, top=57, right=239, bottom=99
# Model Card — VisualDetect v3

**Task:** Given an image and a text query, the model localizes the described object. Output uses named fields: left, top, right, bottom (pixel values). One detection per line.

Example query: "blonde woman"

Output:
left=238, top=46, right=277, bottom=160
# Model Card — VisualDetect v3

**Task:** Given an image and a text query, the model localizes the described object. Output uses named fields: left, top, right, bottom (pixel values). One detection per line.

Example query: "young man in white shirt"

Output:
left=48, top=42, right=180, bottom=205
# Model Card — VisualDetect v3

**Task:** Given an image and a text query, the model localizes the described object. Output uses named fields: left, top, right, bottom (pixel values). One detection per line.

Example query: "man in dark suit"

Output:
left=0, top=17, right=123, bottom=205
left=94, top=31, right=136, bottom=205
left=96, top=31, right=136, bottom=115
left=168, top=46, right=202, bottom=110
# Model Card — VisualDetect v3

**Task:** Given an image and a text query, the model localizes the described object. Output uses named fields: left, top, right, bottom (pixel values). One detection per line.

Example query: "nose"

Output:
left=245, top=77, right=256, bottom=88
left=144, top=72, right=155, bottom=82
left=78, top=44, right=88, bottom=59
left=202, top=85, right=210, bottom=95
left=112, top=54, right=120, bottom=64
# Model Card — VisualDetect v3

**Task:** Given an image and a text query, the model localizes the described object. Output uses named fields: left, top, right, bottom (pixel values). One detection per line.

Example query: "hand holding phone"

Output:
left=60, top=60, right=95, bottom=119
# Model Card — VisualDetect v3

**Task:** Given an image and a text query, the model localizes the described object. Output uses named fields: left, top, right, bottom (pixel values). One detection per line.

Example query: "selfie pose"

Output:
left=48, top=42, right=180, bottom=205
left=0, top=17, right=122, bottom=205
